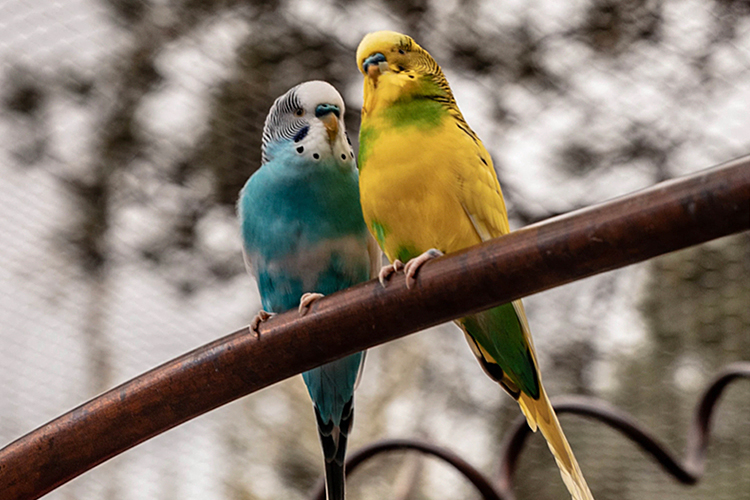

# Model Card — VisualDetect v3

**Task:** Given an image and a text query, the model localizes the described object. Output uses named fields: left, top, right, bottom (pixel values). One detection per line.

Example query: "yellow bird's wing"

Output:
left=451, top=131, right=544, bottom=389
left=454, top=137, right=511, bottom=241
left=452, top=129, right=593, bottom=500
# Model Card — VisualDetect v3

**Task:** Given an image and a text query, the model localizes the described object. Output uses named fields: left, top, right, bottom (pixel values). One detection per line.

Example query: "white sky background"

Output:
left=1, top=1, right=749, bottom=499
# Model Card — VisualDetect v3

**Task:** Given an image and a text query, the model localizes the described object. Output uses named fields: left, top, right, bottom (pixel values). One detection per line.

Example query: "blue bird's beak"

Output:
left=362, top=53, right=388, bottom=79
left=315, top=103, right=340, bottom=144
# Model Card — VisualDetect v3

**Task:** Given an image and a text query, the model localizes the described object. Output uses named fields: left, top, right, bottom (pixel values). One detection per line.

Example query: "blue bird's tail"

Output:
left=315, top=399, right=354, bottom=500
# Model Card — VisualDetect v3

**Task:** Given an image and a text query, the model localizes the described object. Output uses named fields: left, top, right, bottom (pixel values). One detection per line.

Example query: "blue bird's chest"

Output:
left=239, top=165, right=370, bottom=313
left=254, top=236, right=370, bottom=312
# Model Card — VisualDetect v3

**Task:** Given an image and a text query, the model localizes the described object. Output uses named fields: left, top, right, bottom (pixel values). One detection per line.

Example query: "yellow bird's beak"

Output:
left=362, top=52, right=388, bottom=82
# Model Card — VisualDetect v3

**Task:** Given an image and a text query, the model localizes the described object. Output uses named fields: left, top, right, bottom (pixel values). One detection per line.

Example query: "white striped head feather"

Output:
left=261, top=81, right=355, bottom=167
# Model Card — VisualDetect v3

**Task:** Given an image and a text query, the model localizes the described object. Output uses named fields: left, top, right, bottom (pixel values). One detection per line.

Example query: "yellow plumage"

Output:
left=357, top=30, right=594, bottom=500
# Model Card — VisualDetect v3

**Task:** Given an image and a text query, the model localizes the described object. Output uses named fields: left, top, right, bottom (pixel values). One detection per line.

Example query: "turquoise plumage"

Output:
left=237, top=81, right=377, bottom=500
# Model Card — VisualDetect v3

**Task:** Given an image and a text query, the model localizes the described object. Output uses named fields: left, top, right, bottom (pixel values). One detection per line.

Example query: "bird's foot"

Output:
left=250, top=310, right=275, bottom=338
left=299, top=292, right=325, bottom=316
left=403, top=249, right=443, bottom=289
left=378, top=259, right=405, bottom=287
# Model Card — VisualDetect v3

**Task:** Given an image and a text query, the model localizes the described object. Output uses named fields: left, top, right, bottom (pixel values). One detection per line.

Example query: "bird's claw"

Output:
left=403, top=249, right=443, bottom=289
left=378, top=259, right=405, bottom=287
left=250, top=310, right=275, bottom=338
left=299, top=292, right=325, bottom=316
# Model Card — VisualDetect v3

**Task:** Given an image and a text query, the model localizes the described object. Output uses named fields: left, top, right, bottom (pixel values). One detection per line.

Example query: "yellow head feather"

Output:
left=356, top=31, right=425, bottom=73
left=356, top=31, right=456, bottom=115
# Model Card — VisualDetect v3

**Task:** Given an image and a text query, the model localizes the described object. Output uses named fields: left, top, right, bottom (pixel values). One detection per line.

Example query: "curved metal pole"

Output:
left=496, top=362, right=750, bottom=495
left=309, top=439, right=506, bottom=500
left=306, top=363, right=750, bottom=500
left=0, top=158, right=748, bottom=500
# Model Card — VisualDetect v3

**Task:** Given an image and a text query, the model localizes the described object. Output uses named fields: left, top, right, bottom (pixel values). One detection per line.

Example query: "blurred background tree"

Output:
left=0, top=0, right=748, bottom=499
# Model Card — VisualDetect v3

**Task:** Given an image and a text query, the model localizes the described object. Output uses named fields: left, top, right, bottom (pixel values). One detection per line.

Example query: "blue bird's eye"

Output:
left=315, top=104, right=340, bottom=118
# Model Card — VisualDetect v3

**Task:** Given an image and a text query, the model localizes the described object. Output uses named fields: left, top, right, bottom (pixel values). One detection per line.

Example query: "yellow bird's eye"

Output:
left=398, top=49, right=405, bottom=55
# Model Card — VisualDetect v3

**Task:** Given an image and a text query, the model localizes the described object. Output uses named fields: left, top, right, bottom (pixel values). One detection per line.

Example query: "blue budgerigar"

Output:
left=237, top=81, right=378, bottom=500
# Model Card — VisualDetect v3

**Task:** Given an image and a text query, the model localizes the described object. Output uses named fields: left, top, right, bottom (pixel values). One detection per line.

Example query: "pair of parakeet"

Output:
left=238, top=31, right=593, bottom=500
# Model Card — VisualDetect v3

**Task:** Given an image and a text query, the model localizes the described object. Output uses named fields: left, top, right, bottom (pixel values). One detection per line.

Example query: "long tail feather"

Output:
left=517, top=388, right=593, bottom=500
left=315, top=400, right=354, bottom=500
left=323, top=458, right=345, bottom=500
left=457, top=305, right=593, bottom=499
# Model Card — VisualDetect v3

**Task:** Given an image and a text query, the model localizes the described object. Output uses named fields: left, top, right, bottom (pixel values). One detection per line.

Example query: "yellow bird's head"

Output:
left=356, top=31, right=441, bottom=79
left=356, top=31, right=453, bottom=112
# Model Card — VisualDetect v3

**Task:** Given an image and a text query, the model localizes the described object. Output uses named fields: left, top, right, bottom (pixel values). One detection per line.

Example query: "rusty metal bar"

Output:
left=0, top=157, right=748, bottom=499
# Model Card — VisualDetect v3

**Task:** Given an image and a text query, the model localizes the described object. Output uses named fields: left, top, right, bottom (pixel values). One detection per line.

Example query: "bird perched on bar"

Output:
left=355, top=31, right=594, bottom=500
left=237, top=81, right=378, bottom=500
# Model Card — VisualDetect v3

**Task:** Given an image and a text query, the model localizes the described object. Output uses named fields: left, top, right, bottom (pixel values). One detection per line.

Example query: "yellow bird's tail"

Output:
left=517, top=388, right=593, bottom=500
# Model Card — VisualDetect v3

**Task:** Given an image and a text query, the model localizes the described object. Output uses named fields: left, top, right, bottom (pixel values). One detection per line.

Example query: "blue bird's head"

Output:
left=260, top=81, right=355, bottom=169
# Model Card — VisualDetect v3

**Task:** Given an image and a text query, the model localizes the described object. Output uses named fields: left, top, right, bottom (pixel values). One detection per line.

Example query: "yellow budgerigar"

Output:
left=356, top=31, right=594, bottom=500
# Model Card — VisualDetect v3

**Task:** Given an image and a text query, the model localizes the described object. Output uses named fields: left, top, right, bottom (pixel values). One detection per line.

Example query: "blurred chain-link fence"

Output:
left=1, top=1, right=749, bottom=499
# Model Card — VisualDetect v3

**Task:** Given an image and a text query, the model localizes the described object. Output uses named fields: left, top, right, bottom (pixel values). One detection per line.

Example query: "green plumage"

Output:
left=459, top=304, right=540, bottom=399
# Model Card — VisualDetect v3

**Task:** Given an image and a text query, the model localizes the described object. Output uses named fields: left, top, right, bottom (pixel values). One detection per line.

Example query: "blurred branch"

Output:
left=310, top=439, right=505, bottom=500
left=308, top=363, right=750, bottom=500
left=497, top=362, right=750, bottom=498
left=0, top=156, right=748, bottom=500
